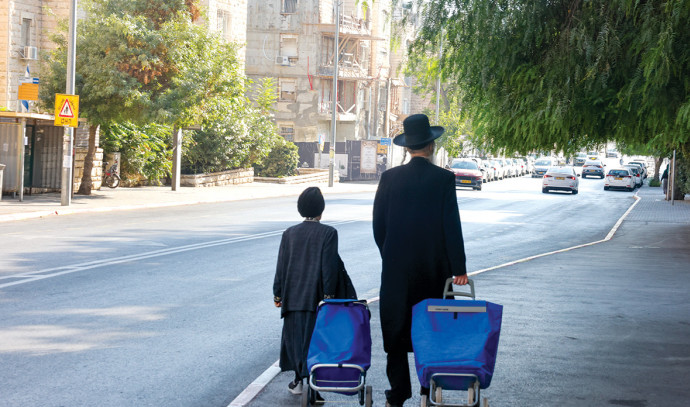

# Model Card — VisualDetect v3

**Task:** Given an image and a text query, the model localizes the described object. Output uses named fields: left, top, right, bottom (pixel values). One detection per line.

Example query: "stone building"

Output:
left=245, top=0, right=407, bottom=145
left=199, top=0, right=248, bottom=69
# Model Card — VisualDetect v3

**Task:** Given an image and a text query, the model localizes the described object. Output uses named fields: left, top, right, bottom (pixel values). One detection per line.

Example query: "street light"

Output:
left=329, top=1, right=341, bottom=188
left=61, top=0, right=78, bottom=206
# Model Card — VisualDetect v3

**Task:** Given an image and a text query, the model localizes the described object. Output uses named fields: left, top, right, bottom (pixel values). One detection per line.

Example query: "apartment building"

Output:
left=246, top=0, right=407, bottom=145
left=200, top=0, right=247, bottom=68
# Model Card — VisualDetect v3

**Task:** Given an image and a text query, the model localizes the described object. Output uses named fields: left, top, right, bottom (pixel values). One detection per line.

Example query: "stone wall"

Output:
left=253, top=168, right=337, bottom=184
left=180, top=168, right=254, bottom=187
left=72, top=147, right=103, bottom=191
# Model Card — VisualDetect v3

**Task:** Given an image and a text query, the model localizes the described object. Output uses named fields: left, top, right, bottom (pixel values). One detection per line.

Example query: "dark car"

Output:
left=582, top=159, right=605, bottom=178
left=574, top=152, right=587, bottom=166
left=448, top=159, right=483, bottom=190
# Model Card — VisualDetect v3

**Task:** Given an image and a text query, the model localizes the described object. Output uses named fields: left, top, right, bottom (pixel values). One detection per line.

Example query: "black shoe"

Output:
left=385, top=390, right=403, bottom=407
left=287, top=378, right=302, bottom=395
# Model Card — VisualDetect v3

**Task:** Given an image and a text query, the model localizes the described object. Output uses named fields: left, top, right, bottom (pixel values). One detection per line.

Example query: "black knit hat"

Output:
left=297, top=187, right=325, bottom=218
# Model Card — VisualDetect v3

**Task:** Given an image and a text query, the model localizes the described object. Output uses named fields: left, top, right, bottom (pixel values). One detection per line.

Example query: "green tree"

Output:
left=403, top=0, right=690, bottom=155
left=40, top=0, right=253, bottom=191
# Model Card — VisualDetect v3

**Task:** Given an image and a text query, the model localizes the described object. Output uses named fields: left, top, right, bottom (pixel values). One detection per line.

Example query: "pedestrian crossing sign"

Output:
left=54, top=94, right=79, bottom=127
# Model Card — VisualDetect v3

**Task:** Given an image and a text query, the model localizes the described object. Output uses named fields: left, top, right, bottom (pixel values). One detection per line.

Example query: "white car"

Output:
left=604, top=168, right=635, bottom=191
left=542, top=166, right=580, bottom=194
left=623, top=165, right=643, bottom=188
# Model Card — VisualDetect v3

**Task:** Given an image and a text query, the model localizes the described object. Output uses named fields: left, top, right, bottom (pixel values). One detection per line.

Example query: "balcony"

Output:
left=318, top=101, right=357, bottom=122
left=319, top=15, right=372, bottom=38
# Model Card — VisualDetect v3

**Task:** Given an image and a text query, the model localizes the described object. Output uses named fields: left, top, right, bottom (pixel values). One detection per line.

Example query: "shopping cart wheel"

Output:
left=365, top=385, right=372, bottom=407
left=420, top=394, right=429, bottom=407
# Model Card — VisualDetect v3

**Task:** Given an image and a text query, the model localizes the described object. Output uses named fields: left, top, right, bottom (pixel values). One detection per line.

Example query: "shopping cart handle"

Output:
left=443, top=278, right=475, bottom=300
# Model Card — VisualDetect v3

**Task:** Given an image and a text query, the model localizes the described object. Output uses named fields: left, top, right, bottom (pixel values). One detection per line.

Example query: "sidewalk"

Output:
left=245, top=185, right=690, bottom=407
left=0, top=181, right=379, bottom=223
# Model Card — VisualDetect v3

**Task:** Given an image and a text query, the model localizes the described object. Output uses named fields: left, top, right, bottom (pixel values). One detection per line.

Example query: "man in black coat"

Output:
left=373, top=114, right=468, bottom=407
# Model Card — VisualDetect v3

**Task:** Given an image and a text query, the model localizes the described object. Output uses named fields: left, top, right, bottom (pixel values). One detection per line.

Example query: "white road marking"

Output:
left=229, top=195, right=643, bottom=407
left=0, top=220, right=361, bottom=289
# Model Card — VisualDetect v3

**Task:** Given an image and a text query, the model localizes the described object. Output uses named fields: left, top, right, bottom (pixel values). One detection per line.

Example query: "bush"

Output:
left=648, top=179, right=661, bottom=187
left=254, top=141, right=299, bottom=177
left=101, top=122, right=172, bottom=185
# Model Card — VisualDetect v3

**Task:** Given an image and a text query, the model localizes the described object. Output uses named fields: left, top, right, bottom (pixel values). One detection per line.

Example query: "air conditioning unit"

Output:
left=22, top=46, right=38, bottom=60
left=275, top=56, right=290, bottom=66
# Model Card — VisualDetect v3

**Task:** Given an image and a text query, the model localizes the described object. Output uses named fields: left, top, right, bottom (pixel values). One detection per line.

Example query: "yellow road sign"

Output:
left=54, top=94, right=79, bottom=127
left=18, top=82, right=39, bottom=101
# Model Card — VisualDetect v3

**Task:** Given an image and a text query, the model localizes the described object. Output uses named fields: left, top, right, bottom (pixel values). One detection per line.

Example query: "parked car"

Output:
left=623, top=165, right=643, bottom=188
left=573, top=152, right=587, bottom=166
left=542, top=166, right=580, bottom=194
left=448, top=159, right=483, bottom=190
left=514, top=158, right=526, bottom=176
left=498, top=159, right=512, bottom=178
left=627, top=161, right=648, bottom=179
left=532, top=157, right=555, bottom=177
left=582, top=159, right=605, bottom=178
left=467, top=158, right=492, bottom=183
left=604, top=168, right=635, bottom=191
left=480, top=160, right=496, bottom=182
left=492, top=159, right=506, bottom=180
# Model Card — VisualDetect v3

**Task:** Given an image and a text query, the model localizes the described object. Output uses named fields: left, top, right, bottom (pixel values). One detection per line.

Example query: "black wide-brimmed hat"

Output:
left=393, top=114, right=444, bottom=148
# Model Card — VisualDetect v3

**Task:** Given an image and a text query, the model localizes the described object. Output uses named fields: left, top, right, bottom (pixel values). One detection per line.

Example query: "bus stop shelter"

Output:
left=0, top=112, right=68, bottom=201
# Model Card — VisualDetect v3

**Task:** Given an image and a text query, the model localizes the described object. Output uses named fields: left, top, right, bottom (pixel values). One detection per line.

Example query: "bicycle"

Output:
left=103, top=161, right=121, bottom=188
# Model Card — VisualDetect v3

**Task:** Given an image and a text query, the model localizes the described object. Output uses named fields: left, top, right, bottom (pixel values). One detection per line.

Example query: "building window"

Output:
left=279, top=123, right=295, bottom=141
left=279, top=79, right=296, bottom=101
left=280, top=34, right=298, bottom=61
left=282, top=0, right=297, bottom=14
left=21, top=18, right=32, bottom=47
left=217, top=10, right=232, bottom=41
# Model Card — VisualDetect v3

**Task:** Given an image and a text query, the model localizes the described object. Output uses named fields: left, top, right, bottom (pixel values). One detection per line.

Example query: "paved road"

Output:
left=0, top=174, right=638, bottom=406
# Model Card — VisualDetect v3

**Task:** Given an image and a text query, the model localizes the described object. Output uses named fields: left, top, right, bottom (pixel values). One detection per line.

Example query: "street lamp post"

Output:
left=329, top=1, right=341, bottom=188
left=61, top=0, right=77, bottom=206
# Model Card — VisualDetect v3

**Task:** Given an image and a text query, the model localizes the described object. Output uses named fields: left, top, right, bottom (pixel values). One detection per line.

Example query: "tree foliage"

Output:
left=40, top=0, right=283, bottom=183
left=402, top=0, right=690, bottom=156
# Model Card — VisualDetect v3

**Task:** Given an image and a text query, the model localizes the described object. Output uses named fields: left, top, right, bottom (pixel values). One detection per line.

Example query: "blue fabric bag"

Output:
left=307, top=299, right=371, bottom=394
left=412, top=298, right=503, bottom=390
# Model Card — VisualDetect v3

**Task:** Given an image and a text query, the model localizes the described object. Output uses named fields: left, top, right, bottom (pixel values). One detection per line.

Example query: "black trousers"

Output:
left=386, top=350, right=413, bottom=405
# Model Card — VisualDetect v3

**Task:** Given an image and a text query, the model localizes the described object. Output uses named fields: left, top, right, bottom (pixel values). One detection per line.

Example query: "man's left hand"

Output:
left=453, top=275, right=468, bottom=285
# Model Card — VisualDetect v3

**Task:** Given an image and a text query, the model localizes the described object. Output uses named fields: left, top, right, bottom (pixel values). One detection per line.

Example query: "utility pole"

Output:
left=329, top=1, right=341, bottom=187
left=61, top=0, right=77, bottom=206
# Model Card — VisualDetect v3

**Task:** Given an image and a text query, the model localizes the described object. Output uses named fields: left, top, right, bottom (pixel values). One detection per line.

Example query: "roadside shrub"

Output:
left=648, top=179, right=661, bottom=187
left=101, top=122, right=172, bottom=185
left=254, top=141, right=299, bottom=177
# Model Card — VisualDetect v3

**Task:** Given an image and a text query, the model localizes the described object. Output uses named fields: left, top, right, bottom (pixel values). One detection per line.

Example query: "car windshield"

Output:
left=584, top=160, right=601, bottom=165
left=609, top=169, right=629, bottom=176
left=577, top=153, right=587, bottom=157
left=451, top=161, right=478, bottom=170
left=624, top=166, right=639, bottom=174
left=535, top=160, right=551, bottom=166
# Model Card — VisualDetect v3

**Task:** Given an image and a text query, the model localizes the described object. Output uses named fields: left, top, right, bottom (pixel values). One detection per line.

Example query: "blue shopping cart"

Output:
left=412, top=279, right=503, bottom=407
left=303, top=299, right=373, bottom=406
